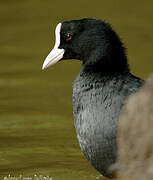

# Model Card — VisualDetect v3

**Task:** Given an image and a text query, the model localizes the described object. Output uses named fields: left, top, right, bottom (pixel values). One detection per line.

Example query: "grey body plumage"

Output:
left=73, top=70, right=143, bottom=177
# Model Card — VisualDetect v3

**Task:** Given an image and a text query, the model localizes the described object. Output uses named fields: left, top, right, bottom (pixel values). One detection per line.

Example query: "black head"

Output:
left=42, top=18, right=129, bottom=74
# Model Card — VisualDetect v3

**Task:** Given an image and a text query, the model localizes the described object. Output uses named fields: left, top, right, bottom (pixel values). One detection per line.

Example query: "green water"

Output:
left=0, top=0, right=153, bottom=179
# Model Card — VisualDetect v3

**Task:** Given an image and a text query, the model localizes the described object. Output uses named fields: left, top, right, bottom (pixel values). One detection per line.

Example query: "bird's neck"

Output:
left=81, top=56, right=129, bottom=77
left=80, top=40, right=130, bottom=76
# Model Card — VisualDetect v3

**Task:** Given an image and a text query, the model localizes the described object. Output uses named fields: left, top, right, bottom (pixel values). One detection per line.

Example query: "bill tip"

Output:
left=42, top=64, right=46, bottom=70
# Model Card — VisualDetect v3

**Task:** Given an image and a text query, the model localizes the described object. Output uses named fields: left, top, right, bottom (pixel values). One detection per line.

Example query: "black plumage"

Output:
left=42, top=18, right=144, bottom=178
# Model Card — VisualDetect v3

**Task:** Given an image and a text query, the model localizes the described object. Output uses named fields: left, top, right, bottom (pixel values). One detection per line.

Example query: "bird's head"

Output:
left=42, top=18, right=129, bottom=74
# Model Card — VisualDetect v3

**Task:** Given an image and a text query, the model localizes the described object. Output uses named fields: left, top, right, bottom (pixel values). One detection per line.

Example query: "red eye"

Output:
left=66, top=32, right=72, bottom=41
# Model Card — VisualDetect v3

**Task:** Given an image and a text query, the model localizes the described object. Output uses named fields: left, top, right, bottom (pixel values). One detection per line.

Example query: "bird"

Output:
left=116, top=73, right=153, bottom=180
left=42, top=18, right=144, bottom=178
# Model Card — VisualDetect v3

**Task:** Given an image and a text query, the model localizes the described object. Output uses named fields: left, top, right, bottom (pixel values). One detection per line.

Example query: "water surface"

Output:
left=0, top=0, right=153, bottom=179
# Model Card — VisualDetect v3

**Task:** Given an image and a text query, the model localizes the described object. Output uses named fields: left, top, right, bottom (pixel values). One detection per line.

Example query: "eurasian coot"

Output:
left=42, top=18, right=144, bottom=178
